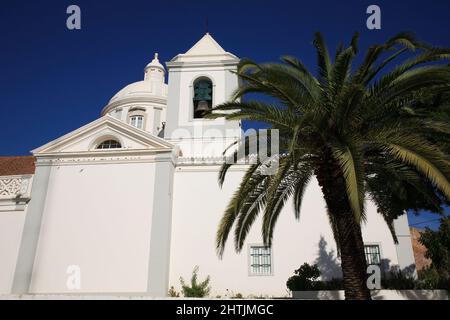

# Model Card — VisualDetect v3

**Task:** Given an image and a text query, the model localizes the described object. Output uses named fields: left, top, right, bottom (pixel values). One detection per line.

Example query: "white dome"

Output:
left=102, top=53, right=168, bottom=115
left=110, top=81, right=156, bottom=103
left=103, top=80, right=168, bottom=114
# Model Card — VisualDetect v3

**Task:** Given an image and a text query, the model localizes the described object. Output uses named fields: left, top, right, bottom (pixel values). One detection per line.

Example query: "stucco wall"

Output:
left=169, top=165, right=403, bottom=297
left=0, top=174, right=33, bottom=293
left=0, top=209, right=26, bottom=293
left=28, top=162, right=157, bottom=293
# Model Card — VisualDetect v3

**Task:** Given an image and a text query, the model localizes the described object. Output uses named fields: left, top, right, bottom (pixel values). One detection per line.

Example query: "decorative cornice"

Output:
left=167, top=136, right=241, bottom=144
left=177, top=156, right=226, bottom=165
left=176, top=155, right=259, bottom=166
left=166, top=59, right=239, bottom=70
left=0, top=174, right=33, bottom=201
left=102, top=96, right=167, bottom=115
left=35, top=148, right=178, bottom=166
left=175, top=159, right=249, bottom=172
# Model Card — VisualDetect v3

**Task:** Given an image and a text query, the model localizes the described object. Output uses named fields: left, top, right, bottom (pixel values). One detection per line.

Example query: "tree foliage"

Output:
left=209, top=31, right=450, bottom=253
left=419, top=216, right=450, bottom=280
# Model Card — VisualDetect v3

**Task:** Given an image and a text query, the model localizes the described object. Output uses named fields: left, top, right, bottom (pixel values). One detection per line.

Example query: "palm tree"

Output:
left=208, top=32, right=450, bottom=300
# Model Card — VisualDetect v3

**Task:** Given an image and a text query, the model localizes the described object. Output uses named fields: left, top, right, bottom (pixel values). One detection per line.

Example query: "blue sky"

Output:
left=1, top=0, right=449, bottom=228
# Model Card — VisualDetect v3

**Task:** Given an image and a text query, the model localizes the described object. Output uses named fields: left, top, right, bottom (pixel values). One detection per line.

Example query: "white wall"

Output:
left=0, top=210, right=26, bottom=293
left=0, top=174, right=33, bottom=293
left=29, top=162, right=157, bottom=293
left=361, top=201, right=400, bottom=271
left=169, top=165, right=402, bottom=297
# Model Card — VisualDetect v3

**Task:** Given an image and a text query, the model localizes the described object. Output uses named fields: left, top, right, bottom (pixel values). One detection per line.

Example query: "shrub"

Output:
left=286, top=262, right=445, bottom=291
left=180, top=266, right=211, bottom=298
left=286, top=263, right=322, bottom=291
left=381, top=270, right=416, bottom=290
left=418, top=267, right=450, bottom=290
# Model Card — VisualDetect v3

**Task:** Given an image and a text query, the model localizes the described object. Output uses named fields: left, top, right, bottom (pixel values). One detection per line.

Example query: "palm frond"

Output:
left=216, top=164, right=267, bottom=257
left=332, top=140, right=366, bottom=223
left=373, top=132, right=450, bottom=200
left=313, top=32, right=332, bottom=83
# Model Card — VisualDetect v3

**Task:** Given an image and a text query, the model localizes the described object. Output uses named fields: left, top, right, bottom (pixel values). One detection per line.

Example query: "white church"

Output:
left=0, top=34, right=416, bottom=297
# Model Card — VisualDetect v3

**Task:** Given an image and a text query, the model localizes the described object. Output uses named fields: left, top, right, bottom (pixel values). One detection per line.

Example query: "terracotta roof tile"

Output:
left=0, top=156, right=36, bottom=176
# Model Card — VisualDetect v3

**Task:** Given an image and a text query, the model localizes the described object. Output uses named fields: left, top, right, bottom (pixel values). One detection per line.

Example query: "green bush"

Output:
left=286, top=262, right=449, bottom=291
left=381, top=270, right=416, bottom=290
left=286, top=263, right=322, bottom=291
left=417, top=267, right=450, bottom=290
left=180, top=266, right=211, bottom=298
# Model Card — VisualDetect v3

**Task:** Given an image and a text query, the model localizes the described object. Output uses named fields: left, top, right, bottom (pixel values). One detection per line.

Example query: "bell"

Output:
left=194, top=100, right=210, bottom=118
left=196, top=100, right=210, bottom=112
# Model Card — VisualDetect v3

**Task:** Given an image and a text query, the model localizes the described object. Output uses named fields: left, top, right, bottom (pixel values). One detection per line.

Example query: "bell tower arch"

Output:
left=192, top=76, right=213, bottom=119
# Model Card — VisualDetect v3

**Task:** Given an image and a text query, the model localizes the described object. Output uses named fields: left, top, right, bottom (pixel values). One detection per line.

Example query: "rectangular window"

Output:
left=364, top=244, right=381, bottom=265
left=130, top=115, right=144, bottom=129
left=249, top=246, right=272, bottom=275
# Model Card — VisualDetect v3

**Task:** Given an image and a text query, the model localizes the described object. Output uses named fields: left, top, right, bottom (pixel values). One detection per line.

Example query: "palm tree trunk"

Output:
left=333, top=208, right=371, bottom=300
left=315, top=153, right=371, bottom=300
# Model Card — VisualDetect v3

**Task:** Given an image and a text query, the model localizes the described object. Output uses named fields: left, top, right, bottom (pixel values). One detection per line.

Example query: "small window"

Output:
left=130, top=115, right=144, bottom=129
left=193, top=78, right=213, bottom=119
left=364, top=244, right=381, bottom=265
left=249, top=246, right=272, bottom=275
left=96, top=139, right=121, bottom=149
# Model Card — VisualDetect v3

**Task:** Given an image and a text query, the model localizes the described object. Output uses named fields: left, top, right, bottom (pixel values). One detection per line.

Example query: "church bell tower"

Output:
left=164, top=33, right=241, bottom=158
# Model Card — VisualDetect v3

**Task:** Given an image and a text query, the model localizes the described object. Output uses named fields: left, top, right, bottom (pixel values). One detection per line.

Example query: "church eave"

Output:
left=102, top=95, right=167, bottom=115
left=166, top=59, right=239, bottom=70
left=34, top=148, right=178, bottom=166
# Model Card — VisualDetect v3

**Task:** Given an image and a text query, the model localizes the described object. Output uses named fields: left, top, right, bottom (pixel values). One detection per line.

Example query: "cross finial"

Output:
left=154, top=52, right=159, bottom=60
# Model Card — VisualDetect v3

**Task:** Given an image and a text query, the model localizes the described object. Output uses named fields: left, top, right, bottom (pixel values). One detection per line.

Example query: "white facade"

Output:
left=0, top=34, right=416, bottom=297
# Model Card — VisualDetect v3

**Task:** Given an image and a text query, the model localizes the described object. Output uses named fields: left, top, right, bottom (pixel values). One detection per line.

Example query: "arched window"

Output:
left=96, top=139, right=122, bottom=149
left=193, top=77, right=213, bottom=118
